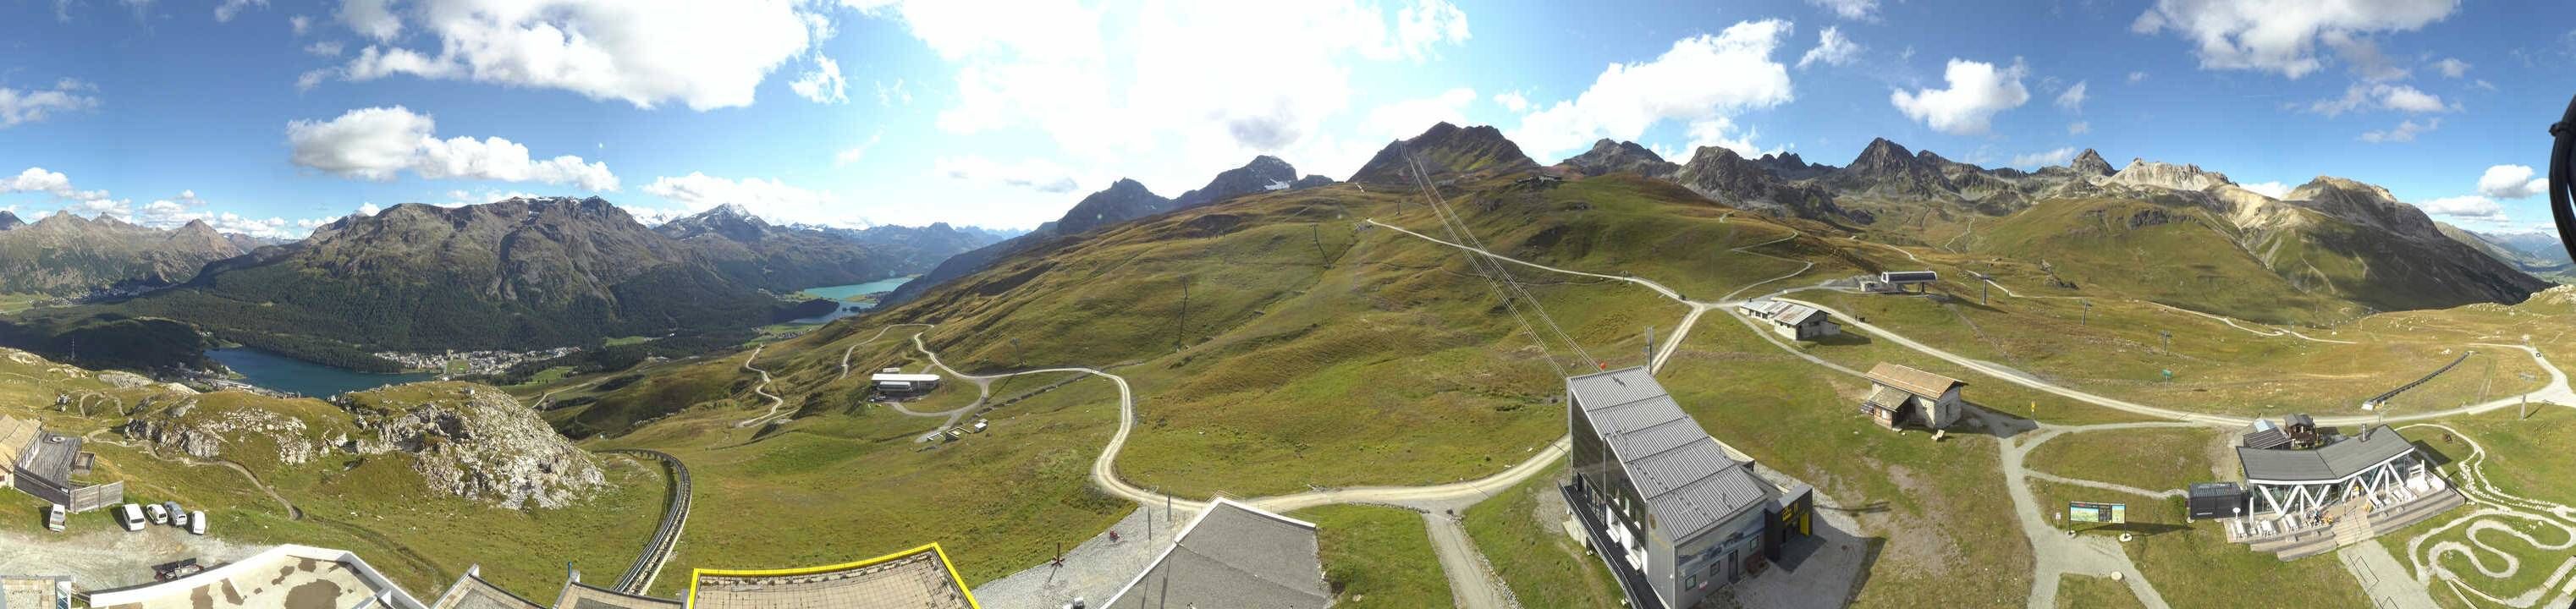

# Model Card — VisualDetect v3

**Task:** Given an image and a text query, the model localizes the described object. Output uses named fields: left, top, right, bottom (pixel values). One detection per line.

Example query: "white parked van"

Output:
left=189, top=511, right=206, bottom=535
left=118, top=504, right=146, bottom=531
left=46, top=504, right=66, bottom=531
left=144, top=502, right=168, bottom=524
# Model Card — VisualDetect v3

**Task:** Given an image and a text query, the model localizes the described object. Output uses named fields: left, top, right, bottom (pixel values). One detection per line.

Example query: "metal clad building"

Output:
left=1565, top=367, right=1813, bottom=609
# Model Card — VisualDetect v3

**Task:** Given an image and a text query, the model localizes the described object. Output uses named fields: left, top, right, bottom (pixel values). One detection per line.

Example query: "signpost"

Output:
left=2068, top=501, right=2127, bottom=533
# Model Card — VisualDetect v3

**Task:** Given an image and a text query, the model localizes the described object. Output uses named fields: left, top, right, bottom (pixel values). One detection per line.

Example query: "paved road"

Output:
left=2001, top=420, right=2179, bottom=609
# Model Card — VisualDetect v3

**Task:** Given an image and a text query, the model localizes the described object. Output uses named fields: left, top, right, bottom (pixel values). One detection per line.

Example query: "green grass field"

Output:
left=2026, top=425, right=2227, bottom=495
left=2374, top=408, right=2576, bottom=609
left=2023, top=479, right=2370, bottom=608
left=1460, top=457, right=1627, bottom=608
left=2055, top=573, right=2146, bottom=609
left=1296, top=504, right=1453, bottom=606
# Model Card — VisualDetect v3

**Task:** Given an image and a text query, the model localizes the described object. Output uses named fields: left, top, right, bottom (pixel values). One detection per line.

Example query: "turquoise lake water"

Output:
left=206, top=347, right=437, bottom=398
left=788, top=276, right=916, bottom=324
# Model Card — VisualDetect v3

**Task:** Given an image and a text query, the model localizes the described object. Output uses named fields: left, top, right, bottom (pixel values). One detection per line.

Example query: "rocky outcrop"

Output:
left=1676, top=145, right=1865, bottom=223
left=2070, top=149, right=2115, bottom=177
left=1754, top=152, right=1833, bottom=180
left=2107, top=159, right=2234, bottom=191
left=0, top=211, right=20, bottom=231
left=348, top=387, right=606, bottom=509
left=123, top=382, right=606, bottom=509
left=1555, top=139, right=1679, bottom=178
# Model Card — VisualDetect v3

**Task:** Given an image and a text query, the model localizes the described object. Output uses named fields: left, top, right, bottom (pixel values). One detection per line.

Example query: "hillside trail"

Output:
left=84, top=429, right=302, bottom=521
left=728, top=346, right=788, bottom=428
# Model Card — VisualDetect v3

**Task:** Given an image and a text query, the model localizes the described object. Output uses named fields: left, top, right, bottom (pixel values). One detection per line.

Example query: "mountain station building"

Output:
left=1858, top=363, right=1967, bottom=430
left=1563, top=367, right=1816, bottom=609
left=2221, top=424, right=2465, bottom=559
left=870, top=372, right=944, bottom=396
left=1736, top=300, right=1840, bottom=341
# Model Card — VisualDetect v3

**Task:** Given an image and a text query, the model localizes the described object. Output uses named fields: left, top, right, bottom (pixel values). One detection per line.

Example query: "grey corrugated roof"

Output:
left=431, top=574, right=544, bottom=609
left=1104, top=499, right=1328, bottom=609
left=1568, top=366, right=1774, bottom=542
left=2238, top=425, right=2415, bottom=483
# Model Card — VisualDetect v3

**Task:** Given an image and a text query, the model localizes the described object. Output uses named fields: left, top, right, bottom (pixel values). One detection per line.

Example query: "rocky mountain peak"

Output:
left=1055, top=178, right=1174, bottom=236
left=2070, top=149, right=2114, bottom=176
left=1175, top=156, right=1315, bottom=209
left=1754, top=152, right=1832, bottom=180
left=2281, top=175, right=2446, bottom=241
left=658, top=201, right=773, bottom=243
left=1676, top=145, right=1865, bottom=222
left=1555, top=139, right=1677, bottom=178
left=0, top=210, right=20, bottom=231
left=1347, top=122, right=1538, bottom=184
left=1847, top=138, right=1919, bottom=174
left=2108, top=159, right=2234, bottom=191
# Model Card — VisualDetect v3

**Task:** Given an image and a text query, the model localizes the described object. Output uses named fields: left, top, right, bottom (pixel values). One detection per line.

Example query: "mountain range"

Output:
left=0, top=211, right=259, bottom=297
left=0, top=197, right=1001, bottom=372
left=881, top=155, right=1334, bottom=306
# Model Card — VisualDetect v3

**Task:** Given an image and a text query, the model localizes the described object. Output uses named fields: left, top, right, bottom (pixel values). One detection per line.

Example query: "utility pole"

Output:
left=2160, top=331, right=2172, bottom=354
left=2520, top=372, right=2537, bottom=420
left=2081, top=300, right=2092, bottom=327
left=1175, top=276, right=1192, bottom=350
left=1312, top=223, right=1329, bottom=266
left=1643, top=326, right=1655, bottom=369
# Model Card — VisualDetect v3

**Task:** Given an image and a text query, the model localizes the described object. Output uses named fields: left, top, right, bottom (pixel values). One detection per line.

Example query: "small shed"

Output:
left=1859, top=362, right=1967, bottom=429
left=1737, top=300, right=1841, bottom=341
left=2187, top=482, right=2246, bottom=520
left=870, top=373, right=944, bottom=395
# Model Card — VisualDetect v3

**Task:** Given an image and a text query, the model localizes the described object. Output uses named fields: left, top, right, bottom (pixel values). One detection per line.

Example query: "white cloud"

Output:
left=2304, top=83, right=2452, bottom=116
left=2067, top=120, right=2091, bottom=134
left=2414, top=195, right=2505, bottom=222
left=1360, top=87, right=1478, bottom=142
left=934, top=156, right=1081, bottom=194
left=1511, top=20, right=1796, bottom=160
left=642, top=173, right=851, bottom=226
left=2008, top=146, right=2080, bottom=167
left=2432, top=57, right=2469, bottom=78
left=834, top=131, right=882, bottom=166
left=2358, top=117, right=2438, bottom=143
left=871, top=0, right=1477, bottom=190
left=215, top=0, right=266, bottom=22
left=1797, top=25, right=1861, bottom=69
left=2055, top=80, right=2088, bottom=112
left=2127, top=70, right=2149, bottom=83
left=2478, top=164, right=2548, bottom=199
left=305, top=41, right=344, bottom=57
left=2241, top=181, right=2293, bottom=198
left=873, top=78, right=911, bottom=107
left=1806, top=0, right=1878, bottom=20
left=1492, top=91, right=1528, bottom=112
left=286, top=106, right=620, bottom=190
left=357, top=202, right=383, bottom=216
left=2130, top=0, right=2458, bottom=79
left=1683, top=117, right=1778, bottom=157
left=0, top=79, right=102, bottom=128
left=791, top=55, right=849, bottom=104
left=1, top=167, right=80, bottom=197
left=2326, top=32, right=2408, bottom=81
left=337, top=0, right=823, bottom=111
left=1890, top=58, right=2030, bottom=135
left=289, top=14, right=311, bottom=35
left=295, top=69, right=331, bottom=91
left=338, top=0, right=402, bottom=41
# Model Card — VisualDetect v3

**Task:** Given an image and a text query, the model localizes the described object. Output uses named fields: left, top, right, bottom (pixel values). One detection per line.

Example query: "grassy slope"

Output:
left=2055, top=573, right=2147, bottom=609
left=1295, top=504, right=1453, bottom=606
left=1461, top=457, right=1627, bottom=609
left=2375, top=408, right=2576, bottom=609
left=592, top=374, right=1128, bottom=596
left=0, top=363, right=661, bottom=596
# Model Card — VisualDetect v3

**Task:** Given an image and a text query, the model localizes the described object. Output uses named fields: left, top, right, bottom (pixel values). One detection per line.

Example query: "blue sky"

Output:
left=1, top=0, right=2571, bottom=239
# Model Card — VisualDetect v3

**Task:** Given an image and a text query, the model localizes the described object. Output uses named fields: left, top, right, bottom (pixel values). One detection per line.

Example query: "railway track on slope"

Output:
left=602, top=448, right=691, bottom=595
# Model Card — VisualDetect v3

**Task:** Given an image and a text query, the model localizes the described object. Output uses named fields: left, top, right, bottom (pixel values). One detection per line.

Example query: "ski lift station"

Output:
left=871, top=372, right=944, bottom=396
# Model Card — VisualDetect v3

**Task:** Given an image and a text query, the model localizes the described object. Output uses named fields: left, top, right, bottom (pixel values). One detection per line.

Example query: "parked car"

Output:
left=144, top=502, right=168, bottom=524
left=164, top=502, right=187, bottom=527
left=46, top=504, right=66, bottom=531
left=117, top=504, right=146, bottom=531
left=189, top=510, right=206, bottom=535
